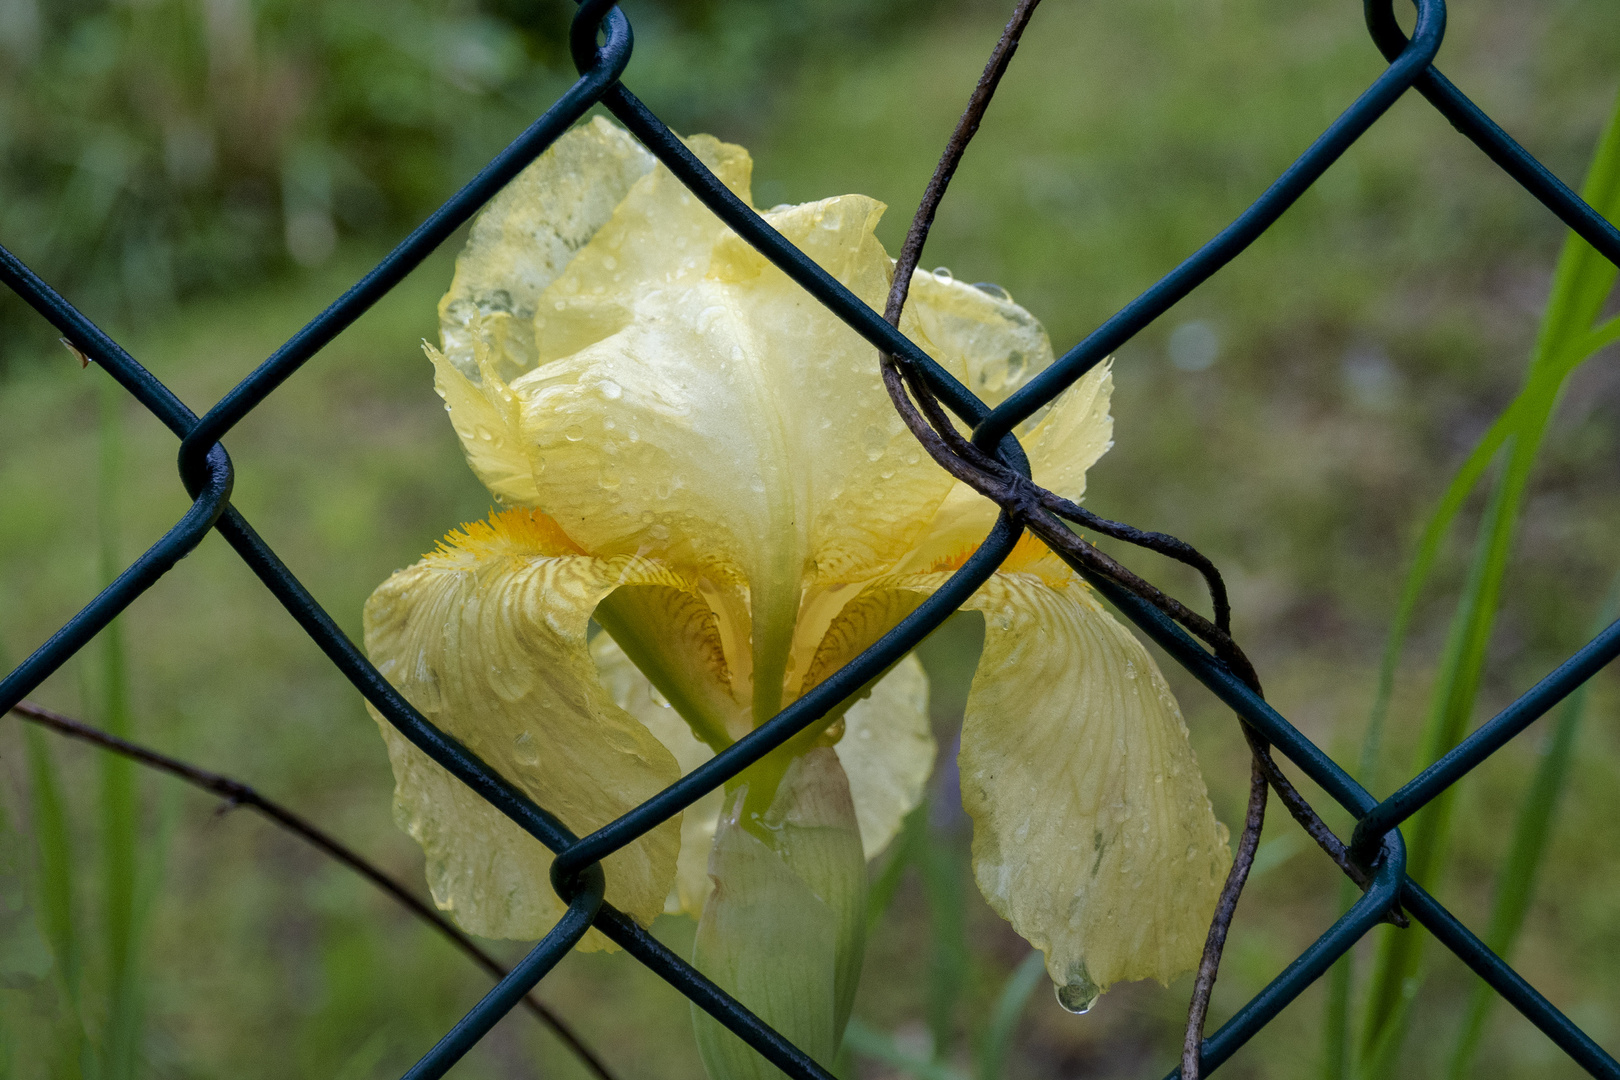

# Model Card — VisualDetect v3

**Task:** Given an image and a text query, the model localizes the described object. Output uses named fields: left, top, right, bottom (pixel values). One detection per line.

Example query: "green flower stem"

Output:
left=694, top=749, right=867, bottom=1080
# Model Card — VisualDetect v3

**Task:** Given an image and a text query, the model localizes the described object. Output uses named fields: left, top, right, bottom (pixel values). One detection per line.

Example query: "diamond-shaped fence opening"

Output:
left=2, top=0, right=1618, bottom=1077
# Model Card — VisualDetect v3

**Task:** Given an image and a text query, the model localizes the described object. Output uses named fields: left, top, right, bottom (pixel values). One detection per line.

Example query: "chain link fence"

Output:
left=2, top=0, right=1618, bottom=1076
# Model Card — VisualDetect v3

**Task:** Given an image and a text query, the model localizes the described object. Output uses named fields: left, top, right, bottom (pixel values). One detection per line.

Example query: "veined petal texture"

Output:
left=362, top=509, right=686, bottom=940
left=428, top=118, right=1065, bottom=719
left=874, top=563, right=1230, bottom=1003
left=961, top=570, right=1229, bottom=1001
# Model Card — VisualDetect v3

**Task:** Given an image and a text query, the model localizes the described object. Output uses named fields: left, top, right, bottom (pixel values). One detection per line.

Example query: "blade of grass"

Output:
left=96, top=376, right=142, bottom=1080
left=867, top=804, right=925, bottom=934
left=1444, top=576, right=1620, bottom=1079
left=973, top=950, right=1044, bottom=1080
left=10, top=698, right=622, bottom=1080
left=24, top=725, right=88, bottom=1077
left=1364, top=456, right=1519, bottom=1042
left=922, top=811, right=970, bottom=1066
left=1357, top=87, right=1620, bottom=1074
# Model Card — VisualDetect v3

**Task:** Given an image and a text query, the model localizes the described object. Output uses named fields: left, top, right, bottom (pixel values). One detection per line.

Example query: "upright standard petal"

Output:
left=856, top=554, right=1229, bottom=1003
left=439, top=117, right=656, bottom=383
left=430, top=118, right=658, bottom=508
left=430, top=119, right=1076, bottom=722
left=363, top=508, right=688, bottom=940
left=897, top=361, right=1115, bottom=574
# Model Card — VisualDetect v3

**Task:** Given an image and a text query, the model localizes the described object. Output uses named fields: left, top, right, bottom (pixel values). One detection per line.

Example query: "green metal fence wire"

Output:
left=2, top=0, right=1618, bottom=1076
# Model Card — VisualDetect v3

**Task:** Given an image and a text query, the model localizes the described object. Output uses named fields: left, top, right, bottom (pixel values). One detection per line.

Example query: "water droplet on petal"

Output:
left=973, top=281, right=1011, bottom=301
left=861, top=424, right=886, bottom=462
left=564, top=425, right=585, bottom=442
left=1055, top=972, right=1100, bottom=1015
left=513, top=731, right=540, bottom=767
left=600, top=379, right=623, bottom=400
left=601, top=466, right=622, bottom=491
left=696, top=305, right=727, bottom=334
left=931, top=266, right=954, bottom=284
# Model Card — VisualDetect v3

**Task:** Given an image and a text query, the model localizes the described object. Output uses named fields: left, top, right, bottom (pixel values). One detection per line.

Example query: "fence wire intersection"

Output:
left=2, top=0, right=1619, bottom=1077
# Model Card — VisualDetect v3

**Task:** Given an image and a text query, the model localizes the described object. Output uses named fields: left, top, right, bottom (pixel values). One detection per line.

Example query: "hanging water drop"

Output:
left=1055, top=972, right=1101, bottom=1015
left=931, top=266, right=954, bottom=284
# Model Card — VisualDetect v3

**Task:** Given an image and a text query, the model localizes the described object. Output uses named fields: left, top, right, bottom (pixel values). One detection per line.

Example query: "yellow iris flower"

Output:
left=362, top=117, right=1230, bottom=1029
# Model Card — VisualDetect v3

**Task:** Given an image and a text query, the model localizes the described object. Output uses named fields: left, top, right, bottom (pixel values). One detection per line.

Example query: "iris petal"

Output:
left=897, top=361, right=1115, bottom=574
left=831, top=654, right=935, bottom=859
left=959, top=569, right=1229, bottom=997
left=429, top=119, right=1067, bottom=726
left=592, top=634, right=723, bottom=916
left=846, top=561, right=1229, bottom=997
left=362, top=509, right=687, bottom=939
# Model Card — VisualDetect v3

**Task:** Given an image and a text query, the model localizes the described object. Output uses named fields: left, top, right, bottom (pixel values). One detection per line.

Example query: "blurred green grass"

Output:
left=1, top=0, right=1619, bottom=1077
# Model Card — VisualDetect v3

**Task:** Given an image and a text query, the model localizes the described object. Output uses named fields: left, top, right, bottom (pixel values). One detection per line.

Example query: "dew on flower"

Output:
left=861, top=424, right=886, bottom=462
left=1056, top=968, right=1101, bottom=1015
left=375, top=117, right=1231, bottom=1080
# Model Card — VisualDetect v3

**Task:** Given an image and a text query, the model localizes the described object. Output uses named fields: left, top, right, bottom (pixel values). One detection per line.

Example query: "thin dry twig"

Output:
left=8, top=699, right=619, bottom=1080
left=872, top=4, right=1395, bottom=1077
left=1184, top=754, right=1267, bottom=1077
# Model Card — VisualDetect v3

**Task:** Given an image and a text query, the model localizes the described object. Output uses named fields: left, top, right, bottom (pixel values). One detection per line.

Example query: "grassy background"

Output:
left=1, top=0, right=1618, bottom=1077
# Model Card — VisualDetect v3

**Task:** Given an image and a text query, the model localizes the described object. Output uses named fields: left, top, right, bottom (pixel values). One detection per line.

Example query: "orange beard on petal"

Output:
left=925, top=530, right=1070, bottom=583
left=427, top=506, right=589, bottom=562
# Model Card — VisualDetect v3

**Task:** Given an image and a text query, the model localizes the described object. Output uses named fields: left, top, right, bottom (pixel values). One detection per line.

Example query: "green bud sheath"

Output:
left=693, top=749, right=867, bottom=1080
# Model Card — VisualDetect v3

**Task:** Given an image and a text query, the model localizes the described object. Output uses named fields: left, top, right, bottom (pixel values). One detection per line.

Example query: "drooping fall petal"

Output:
left=363, top=508, right=690, bottom=939
left=958, top=569, right=1230, bottom=1004
left=846, top=556, right=1229, bottom=1003
left=592, top=634, right=726, bottom=916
